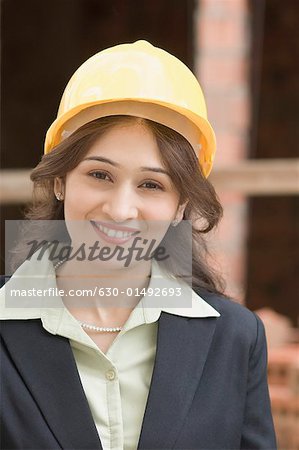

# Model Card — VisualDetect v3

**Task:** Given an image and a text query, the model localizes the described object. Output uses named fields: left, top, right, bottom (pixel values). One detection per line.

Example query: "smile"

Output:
left=90, top=221, right=140, bottom=243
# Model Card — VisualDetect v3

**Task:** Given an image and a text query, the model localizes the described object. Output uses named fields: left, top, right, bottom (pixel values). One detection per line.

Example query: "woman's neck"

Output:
left=55, top=259, right=152, bottom=324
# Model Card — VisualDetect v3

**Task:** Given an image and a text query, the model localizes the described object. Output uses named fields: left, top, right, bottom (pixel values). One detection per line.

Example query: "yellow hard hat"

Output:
left=44, top=40, right=216, bottom=177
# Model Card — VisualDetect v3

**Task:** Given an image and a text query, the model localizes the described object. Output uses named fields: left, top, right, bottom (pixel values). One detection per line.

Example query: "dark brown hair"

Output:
left=18, top=115, right=226, bottom=296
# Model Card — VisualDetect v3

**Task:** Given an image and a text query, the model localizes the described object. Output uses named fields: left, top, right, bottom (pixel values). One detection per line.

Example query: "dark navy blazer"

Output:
left=1, top=280, right=277, bottom=449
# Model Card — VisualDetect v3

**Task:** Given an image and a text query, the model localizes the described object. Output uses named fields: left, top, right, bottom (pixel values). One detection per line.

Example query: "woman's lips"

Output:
left=90, top=221, right=140, bottom=245
left=95, top=221, right=140, bottom=233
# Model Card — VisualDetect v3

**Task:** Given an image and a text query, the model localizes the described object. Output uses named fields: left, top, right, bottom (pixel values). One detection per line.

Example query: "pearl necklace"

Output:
left=53, top=258, right=123, bottom=333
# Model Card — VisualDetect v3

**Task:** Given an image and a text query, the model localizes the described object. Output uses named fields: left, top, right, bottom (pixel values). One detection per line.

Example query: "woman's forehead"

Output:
left=85, top=122, right=163, bottom=162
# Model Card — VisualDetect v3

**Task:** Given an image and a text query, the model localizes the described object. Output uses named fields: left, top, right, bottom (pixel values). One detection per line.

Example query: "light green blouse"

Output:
left=0, top=254, right=220, bottom=450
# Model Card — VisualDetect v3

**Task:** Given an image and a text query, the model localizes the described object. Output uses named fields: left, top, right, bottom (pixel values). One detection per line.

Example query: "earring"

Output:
left=171, top=219, right=179, bottom=227
left=55, top=192, right=63, bottom=201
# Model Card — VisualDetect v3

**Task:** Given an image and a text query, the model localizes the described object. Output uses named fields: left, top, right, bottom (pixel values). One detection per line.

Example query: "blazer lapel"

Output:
left=1, top=319, right=102, bottom=450
left=137, top=312, right=219, bottom=449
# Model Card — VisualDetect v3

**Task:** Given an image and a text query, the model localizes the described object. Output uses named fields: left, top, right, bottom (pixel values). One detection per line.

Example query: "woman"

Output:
left=0, top=40, right=277, bottom=449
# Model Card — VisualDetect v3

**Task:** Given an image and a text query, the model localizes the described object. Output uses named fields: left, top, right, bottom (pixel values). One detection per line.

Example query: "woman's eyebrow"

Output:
left=83, top=156, right=171, bottom=177
left=83, top=156, right=119, bottom=167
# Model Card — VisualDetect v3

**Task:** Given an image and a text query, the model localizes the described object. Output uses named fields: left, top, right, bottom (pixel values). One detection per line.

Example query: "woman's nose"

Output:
left=101, top=186, right=139, bottom=222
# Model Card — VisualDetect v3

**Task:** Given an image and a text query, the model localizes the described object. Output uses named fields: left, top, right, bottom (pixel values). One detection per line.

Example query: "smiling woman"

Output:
left=17, top=115, right=226, bottom=328
left=0, top=40, right=277, bottom=450
left=24, top=114, right=225, bottom=294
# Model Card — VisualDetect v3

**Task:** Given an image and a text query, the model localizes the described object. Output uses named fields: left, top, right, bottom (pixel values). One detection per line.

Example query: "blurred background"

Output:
left=1, top=0, right=298, bottom=447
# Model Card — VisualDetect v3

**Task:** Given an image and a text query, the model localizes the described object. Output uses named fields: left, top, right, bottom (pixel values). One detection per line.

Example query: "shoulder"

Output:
left=194, top=287, right=263, bottom=352
left=194, top=286, right=259, bottom=327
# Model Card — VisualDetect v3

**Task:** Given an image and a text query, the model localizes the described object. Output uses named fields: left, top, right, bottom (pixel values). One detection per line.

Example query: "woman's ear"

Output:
left=174, top=200, right=189, bottom=223
left=54, top=177, right=65, bottom=201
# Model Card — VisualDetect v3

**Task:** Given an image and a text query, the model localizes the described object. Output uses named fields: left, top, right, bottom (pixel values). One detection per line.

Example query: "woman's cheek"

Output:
left=146, top=198, right=178, bottom=220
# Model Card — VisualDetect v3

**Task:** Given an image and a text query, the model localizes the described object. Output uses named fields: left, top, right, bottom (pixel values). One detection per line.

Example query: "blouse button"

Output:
left=106, top=369, right=116, bottom=381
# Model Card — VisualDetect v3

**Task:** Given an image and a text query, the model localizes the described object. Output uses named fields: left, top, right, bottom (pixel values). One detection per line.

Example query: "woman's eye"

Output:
left=141, top=181, right=163, bottom=190
left=88, top=173, right=162, bottom=190
left=89, top=171, right=111, bottom=181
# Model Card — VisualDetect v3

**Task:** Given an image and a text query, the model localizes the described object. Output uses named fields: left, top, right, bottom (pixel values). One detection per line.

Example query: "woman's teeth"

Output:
left=95, top=223, right=135, bottom=239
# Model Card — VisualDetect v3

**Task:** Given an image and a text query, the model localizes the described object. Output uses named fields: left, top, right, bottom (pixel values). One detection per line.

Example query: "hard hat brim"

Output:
left=44, top=99, right=215, bottom=178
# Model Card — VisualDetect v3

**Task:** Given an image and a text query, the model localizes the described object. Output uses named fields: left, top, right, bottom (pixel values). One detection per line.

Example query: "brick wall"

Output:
left=194, top=0, right=251, bottom=301
left=268, top=344, right=299, bottom=449
left=245, top=0, right=299, bottom=325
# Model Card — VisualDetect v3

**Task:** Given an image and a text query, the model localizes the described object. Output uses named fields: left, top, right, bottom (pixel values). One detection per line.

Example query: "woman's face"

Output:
left=55, top=122, right=186, bottom=269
